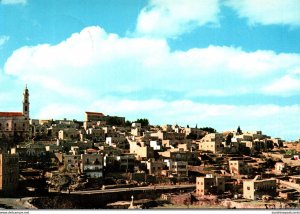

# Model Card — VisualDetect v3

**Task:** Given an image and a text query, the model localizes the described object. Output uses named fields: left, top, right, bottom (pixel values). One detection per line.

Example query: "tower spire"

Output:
left=23, top=85, right=30, bottom=120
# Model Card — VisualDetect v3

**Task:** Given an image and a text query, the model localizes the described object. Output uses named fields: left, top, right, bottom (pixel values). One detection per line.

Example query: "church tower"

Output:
left=23, top=85, right=30, bottom=120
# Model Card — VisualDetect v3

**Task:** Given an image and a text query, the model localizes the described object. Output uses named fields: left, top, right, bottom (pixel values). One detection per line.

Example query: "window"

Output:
left=247, top=187, right=250, bottom=190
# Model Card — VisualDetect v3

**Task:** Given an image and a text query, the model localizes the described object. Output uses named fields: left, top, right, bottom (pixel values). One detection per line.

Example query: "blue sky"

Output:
left=0, top=0, right=300, bottom=140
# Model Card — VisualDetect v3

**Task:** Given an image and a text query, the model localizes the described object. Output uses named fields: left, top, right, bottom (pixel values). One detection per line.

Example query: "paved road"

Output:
left=69, top=184, right=195, bottom=195
left=277, top=179, right=300, bottom=192
left=0, top=197, right=36, bottom=209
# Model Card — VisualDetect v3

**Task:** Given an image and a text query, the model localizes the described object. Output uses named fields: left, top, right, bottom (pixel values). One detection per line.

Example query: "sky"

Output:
left=0, top=0, right=300, bottom=141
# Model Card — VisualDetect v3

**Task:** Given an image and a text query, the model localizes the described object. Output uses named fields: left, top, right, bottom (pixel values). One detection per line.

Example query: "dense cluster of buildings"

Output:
left=0, top=87, right=300, bottom=208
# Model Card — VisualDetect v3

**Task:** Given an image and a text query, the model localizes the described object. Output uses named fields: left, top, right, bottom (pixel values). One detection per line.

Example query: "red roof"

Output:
left=0, top=112, right=23, bottom=117
left=85, top=112, right=105, bottom=116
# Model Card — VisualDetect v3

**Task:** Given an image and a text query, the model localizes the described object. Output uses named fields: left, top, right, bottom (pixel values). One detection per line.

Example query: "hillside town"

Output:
left=0, top=87, right=300, bottom=209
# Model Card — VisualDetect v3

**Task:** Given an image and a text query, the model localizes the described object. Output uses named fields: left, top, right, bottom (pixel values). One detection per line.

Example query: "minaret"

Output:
left=23, top=85, right=30, bottom=120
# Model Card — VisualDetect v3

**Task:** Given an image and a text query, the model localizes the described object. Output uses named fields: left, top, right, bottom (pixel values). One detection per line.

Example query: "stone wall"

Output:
left=31, top=186, right=194, bottom=209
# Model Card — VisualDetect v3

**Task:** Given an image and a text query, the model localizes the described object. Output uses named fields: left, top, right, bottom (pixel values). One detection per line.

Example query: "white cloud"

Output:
left=32, top=96, right=300, bottom=140
left=89, top=98, right=300, bottom=140
left=4, top=26, right=171, bottom=97
left=5, top=91, right=298, bottom=140
left=225, top=0, right=300, bottom=27
left=0, top=35, right=9, bottom=47
left=37, top=103, right=82, bottom=119
left=135, top=0, right=300, bottom=37
left=3, top=24, right=300, bottom=140
left=1, top=0, right=26, bottom=5
left=172, top=47, right=300, bottom=78
left=4, top=26, right=300, bottom=98
left=263, top=75, right=300, bottom=96
left=135, top=0, right=220, bottom=38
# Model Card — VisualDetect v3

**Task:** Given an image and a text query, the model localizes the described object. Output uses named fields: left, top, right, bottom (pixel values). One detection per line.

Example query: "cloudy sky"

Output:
left=0, top=0, right=300, bottom=140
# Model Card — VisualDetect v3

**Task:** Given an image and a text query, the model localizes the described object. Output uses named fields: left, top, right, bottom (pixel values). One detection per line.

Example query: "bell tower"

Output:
left=23, top=85, right=30, bottom=120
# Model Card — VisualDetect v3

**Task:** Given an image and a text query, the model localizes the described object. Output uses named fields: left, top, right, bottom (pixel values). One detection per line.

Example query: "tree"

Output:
left=240, top=147, right=251, bottom=156
left=125, top=120, right=131, bottom=126
left=200, top=127, right=216, bottom=133
left=266, top=158, right=275, bottom=168
left=62, top=146, right=69, bottom=154
left=286, top=150, right=296, bottom=156
left=266, top=141, right=274, bottom=150
left=186, top=133, right=197, bottom=140
left=225, top=133, right=233, bottom=146
left=50, top=174, right=72, bottom=191
left=135, top=118, right=149, bottom=127
left=107, top=116, right=124, bottom=126
left=237, top=126, right=242, bottom=135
